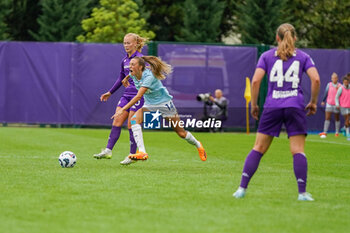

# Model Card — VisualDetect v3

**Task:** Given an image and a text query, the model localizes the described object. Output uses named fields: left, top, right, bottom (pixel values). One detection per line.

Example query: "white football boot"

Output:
left=233, top=187, right=246, bottom=199
left=93, top=148, right=112, bottom=159
left=120, top=155, right=137, bottom=165
left=298, top=192, right=314, bottom=201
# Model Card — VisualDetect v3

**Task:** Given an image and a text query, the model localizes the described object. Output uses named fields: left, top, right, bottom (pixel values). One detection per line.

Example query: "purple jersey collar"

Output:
left=126, top=50, right=142, bottom=59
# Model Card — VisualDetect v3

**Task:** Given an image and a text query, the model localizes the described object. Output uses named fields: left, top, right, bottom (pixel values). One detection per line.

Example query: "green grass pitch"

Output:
left=0, top=127, right=349, bottom=233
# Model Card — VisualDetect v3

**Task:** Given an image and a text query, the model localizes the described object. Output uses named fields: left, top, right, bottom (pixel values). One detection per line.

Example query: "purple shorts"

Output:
left=117, top=95, right=144, bottom=112
left=258, top=108, right=307, bottom=137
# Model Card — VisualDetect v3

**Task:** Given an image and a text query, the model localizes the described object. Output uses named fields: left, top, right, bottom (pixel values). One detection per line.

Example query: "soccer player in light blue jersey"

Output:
left=233, top=23, right=320, bottom=201
left=112, top=56, right=207, bottom=163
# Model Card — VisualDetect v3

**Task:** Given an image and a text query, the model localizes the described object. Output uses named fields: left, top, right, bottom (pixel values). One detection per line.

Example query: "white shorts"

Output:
left=340, top=107, right=350, bottom=115
left=143, top=100, right=178, bottom=117
left=325, top=103, right=340, bottom=113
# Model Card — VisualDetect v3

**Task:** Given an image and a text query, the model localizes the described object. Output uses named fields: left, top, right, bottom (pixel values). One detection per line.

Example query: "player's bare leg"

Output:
left=165, top=114, right=207, bottom=161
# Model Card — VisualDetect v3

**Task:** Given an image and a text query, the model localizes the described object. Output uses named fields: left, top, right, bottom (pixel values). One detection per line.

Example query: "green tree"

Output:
left=235, top=0, right=288, bottom=45
left=218, top=0, right=243, bottom=41
left=0, top=0, right=12, bottom=40
left=286, top=0, right=350, bottom=48
left=175, top=0, right=225, bottom=42
left=6, top=0, right=41, bottom=41
left=135, top=0, right=184, bottom=41
left=29, top=0, right=94, bottom=42
left=77, top=0, right=155, bottom=43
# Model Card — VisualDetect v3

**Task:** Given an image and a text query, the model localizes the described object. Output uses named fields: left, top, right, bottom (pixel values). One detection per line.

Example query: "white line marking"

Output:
left=306, top=139, right=350, bottom=146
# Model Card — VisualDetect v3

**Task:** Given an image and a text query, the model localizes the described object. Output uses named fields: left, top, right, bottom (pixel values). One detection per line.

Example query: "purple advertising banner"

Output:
left=158, top=44, right=258, bottom=128
left=0, top=41, right=349, bottom=131
left=0, top=42, right=147, bottom=125
left=300, top=48, right=350, bottom=131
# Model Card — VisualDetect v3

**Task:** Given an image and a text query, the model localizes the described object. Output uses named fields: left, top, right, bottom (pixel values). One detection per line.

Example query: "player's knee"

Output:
left=130, top=114, right=137, bottom=125
left=253, top=144, right=267, bottom=154
left=112, top=118, right=123, bottom=127
left=290, top=147, right=304, bottom=155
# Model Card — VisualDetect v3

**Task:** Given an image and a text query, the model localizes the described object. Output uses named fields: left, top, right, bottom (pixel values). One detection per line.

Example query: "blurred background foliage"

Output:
left=0, top=0, right=349, bottom=48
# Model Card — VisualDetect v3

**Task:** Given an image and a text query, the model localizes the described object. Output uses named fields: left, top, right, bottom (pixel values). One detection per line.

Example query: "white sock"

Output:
left=346, top=127, right=349, bottom=137
left=335, top=121, right=340, bottom=134
left=323, top=120, right=330, bottom=133
left=184, top=131, right=201, bottom=148
left=131, top=124, right=146, bottom=153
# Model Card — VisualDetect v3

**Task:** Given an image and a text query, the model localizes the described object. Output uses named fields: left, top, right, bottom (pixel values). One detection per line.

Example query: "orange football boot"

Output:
left=197, top=142, right=207, bottom=161
left=128, top=151, right=148, bottom=160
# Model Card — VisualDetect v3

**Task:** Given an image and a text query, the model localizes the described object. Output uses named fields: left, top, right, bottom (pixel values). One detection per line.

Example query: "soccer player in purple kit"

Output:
left=93, top=33, right=146, bottom=165
left=233, top=23, right=320, bottom=201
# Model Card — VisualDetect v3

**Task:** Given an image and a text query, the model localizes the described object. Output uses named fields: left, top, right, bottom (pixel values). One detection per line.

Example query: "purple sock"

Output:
left=239, top=150, right=263, bottom=189
left=293, top=153, right=308, bottom=193
left=129, top=129, right=137, bottom=154
left=106, top=126, right=121, bottom=150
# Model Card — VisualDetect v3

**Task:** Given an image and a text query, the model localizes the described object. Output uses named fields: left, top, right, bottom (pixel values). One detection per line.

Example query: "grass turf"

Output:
left=0, top=127, right=349, bottom=233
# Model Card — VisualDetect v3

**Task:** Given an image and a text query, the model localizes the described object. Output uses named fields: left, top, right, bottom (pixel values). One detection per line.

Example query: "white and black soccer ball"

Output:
left=58, top=151, right=77, bottom=168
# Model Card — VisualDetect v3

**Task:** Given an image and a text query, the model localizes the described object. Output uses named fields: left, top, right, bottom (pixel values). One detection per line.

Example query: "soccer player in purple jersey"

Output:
left=93, top=33, right=146, bottom=165
left=233, top=23, right=320, bottom=201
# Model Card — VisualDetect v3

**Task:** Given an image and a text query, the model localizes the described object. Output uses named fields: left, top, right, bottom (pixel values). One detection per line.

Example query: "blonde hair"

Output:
left=331, top=72, right=338, bottom=78
left=276, top=23, right=296, bottom=61
left=125, top=33, right=148, bottom=52
left=133, top=56, right=172, bottom=80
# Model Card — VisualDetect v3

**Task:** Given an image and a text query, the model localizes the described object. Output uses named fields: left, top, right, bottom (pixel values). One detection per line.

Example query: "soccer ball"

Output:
left=58, top=151, right=77, bottom=168
left=320, top=135, right=327, bottom=139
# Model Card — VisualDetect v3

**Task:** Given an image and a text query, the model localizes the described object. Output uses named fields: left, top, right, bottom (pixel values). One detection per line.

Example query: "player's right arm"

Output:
left=122, top=75, right=130, bottom=87
left=111, top=87, right=148, bottom=119
left=100, top=91, right=111, bottom=102
left=251, top=68, right=266, bottom=120
left=305, top=67, right=320, bottom=115
left=105, top=61, right=126, bottom=98
left=321, top=83, right=330, bottom=106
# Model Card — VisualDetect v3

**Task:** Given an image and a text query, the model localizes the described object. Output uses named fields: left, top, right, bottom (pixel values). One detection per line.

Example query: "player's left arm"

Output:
left=111, top=87, right=148, bottom=119
left=321, top=83, right=329, bottom=105
left=251, top=68, right=266, bottom=120
left=305, top=67, right=321, bottom=115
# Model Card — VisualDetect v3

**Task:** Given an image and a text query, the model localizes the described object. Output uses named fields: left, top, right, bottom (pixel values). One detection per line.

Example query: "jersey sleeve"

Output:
left=256, top=52, right=267, bottom=71
left=141, top=70, right=155, bottom=88
left=303, top=54, right=315, bottom=72
left=108, top=61, right=125, bottom=94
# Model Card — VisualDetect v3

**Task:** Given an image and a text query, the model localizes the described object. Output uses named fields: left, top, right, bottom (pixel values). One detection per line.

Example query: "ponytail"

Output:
left=276, top=23, right=296, bottom=61
left=132, top=56, right=172, bottom=80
